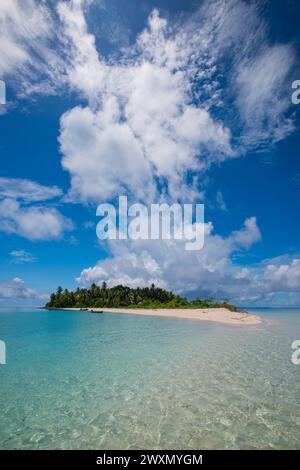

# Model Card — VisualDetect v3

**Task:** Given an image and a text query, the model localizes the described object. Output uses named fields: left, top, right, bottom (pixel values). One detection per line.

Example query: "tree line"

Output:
left=45, top=282, right=237, bottom=311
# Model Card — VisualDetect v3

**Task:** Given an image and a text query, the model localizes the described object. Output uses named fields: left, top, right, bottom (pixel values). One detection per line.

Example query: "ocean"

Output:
left=0, top=307, right=299, bottom=449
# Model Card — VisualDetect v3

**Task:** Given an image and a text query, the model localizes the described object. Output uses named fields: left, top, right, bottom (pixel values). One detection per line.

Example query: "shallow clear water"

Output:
left=0, top=307, right=300, bottom=449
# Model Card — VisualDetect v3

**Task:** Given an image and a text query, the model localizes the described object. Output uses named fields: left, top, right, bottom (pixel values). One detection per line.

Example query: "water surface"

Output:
left=0, top=307, right=299, bottom=449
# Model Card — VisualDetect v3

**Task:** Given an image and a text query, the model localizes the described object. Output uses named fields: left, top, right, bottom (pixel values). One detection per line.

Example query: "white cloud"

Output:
left=2, top=1, right=296, bottom=202
left=0, top=198, right=72, bottom=241
left=264, top=259, right=300, bottom=292
left=58, top=0, right=298, bottom=306
left=0, top=0, right=51, bottom=76
left=0, top=177, right=62, bottom=202
left=229, top=217, right=261, bottom=249
left=59, top=100, right=153, bottom=202
left=235, top=44, right=295, bottom=148
left=55, top=0, right=296, bottom=205
left=77, top=217, right=262, bottom=301
left=2, top=0, right=295, bottom=138
left=0, top=277, right=45, bottom=300
left=0, top=0, right=67, bottom=98
left=77, top=222, right=300, bottom=304
left=57, top=0, right=105, bottom=104
left=180, top=0, right=296, bottom=148
left=0, top=177, right=72, bottom=241
left=10, top=249, right=37, bottom=263
left=58, top=5, right=234, bottom=203
left=1, top=0, right=298, bottom=305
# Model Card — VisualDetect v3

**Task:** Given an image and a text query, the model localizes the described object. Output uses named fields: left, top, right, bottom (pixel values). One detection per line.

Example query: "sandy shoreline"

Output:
left=53, top=307, right=262, bottom=325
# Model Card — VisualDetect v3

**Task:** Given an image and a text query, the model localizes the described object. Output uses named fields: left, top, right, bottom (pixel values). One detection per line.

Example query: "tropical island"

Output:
left=45, top=283, right=262, bottom=325
left=46, top=282, right=237, bottom=310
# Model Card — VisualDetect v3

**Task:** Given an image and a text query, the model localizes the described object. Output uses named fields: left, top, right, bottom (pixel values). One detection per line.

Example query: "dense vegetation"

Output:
left=45, top=283, right=237, bottom=311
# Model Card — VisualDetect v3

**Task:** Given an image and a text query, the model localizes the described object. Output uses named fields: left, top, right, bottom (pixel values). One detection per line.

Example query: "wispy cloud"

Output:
left=10, top=249, right=37, bottom=263
left=0, top=177, right=62, bottom=202
left=234, top=44, right=295, bottom=149
left=0, top=0, right=51, bottom=76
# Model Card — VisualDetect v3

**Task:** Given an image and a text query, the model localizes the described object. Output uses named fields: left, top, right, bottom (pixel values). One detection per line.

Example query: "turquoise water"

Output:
left=0, top=307, right=300, bottom=449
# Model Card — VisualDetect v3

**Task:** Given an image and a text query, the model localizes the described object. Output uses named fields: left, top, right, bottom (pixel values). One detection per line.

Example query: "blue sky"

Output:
left=0, top=0, right=300, bottom=306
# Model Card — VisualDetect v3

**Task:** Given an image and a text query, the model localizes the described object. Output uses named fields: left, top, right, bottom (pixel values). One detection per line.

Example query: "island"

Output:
left=44, top=283, right=262, bottom=325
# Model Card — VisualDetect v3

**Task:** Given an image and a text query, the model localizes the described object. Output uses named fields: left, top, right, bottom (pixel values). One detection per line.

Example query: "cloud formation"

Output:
left=0, top=277, right=46, bottom=300
left=56, top=0, right=296, bottom=204
left=0, top=177, right=62, bottom=202
left=77, top=217, right=262, bottom=301
left=55, top=0, right=297, bottom=303
left=3, top=1, right=295, bottom=201
left=0, top=177, right=72, bottom=241
left=1, top=0, right=298, bottom=304
left=0, top=0, right=51, bottom=76
left=77, top=220, right=300, bottom=305
left=58, top=4, right=234, bottom=203
left=10, top=249, right=37, bottom=263
left=264, top=259, right=300, bottom=293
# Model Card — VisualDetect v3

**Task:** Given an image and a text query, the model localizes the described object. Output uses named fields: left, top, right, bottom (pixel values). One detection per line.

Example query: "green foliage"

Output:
left=45, top=283, right=237, bottom=311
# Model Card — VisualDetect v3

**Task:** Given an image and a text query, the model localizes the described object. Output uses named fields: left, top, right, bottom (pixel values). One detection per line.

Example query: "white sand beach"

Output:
left=60, top=307, right=262, bottom=325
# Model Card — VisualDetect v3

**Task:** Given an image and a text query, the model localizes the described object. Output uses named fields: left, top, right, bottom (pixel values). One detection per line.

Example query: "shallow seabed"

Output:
left=0, top=307, right=299, bottom=449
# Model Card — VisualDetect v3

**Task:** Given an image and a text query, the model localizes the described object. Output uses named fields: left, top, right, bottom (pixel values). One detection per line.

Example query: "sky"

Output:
left=0, top=0, right=300, bottom=307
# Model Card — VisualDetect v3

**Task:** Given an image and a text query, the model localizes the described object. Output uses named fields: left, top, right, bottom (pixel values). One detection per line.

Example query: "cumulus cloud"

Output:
left=264, top=259, right=300, bottom=292
left=0, top=177, right=72, bottom=241
left=2, top=0, right=296, bottom=201
left=57, top=1, right=297, bottom=304
left=77, top=217, right=262, bottom=301
left=77, top=224, right=300, bottom=304
left=0, top=198, right=72, bottom=241
left=55, top=0, right=296, bottom=204
left=2, top=0, right=298, bottom=304
left=59, top=99, right=153, bottom=202
left=56, top=3, right=234, bottom=202
left=0, top=277, right=46, bottom=300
